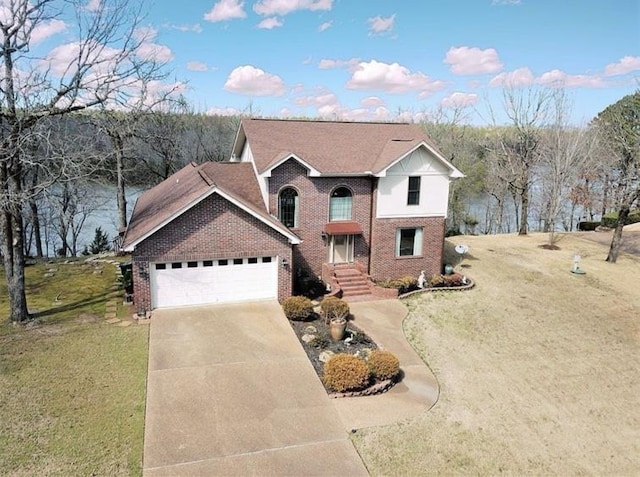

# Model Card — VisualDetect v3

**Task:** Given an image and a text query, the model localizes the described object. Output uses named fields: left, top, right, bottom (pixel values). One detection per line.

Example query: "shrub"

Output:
left=443, top=273, right=464, bottom=287
left=429, top=274, right=445, bottom=287
left=601, top=210, right=640, bottom=228
left=367, top=350, right=400, bottom=381
left=320, top=296, right=349, bottom=324
left=282, top=296, right=314, bottom=321
left=322, top=353, right=371, bottom=392
left=376, top=276, right=418, bottom=294
left=577, top=221, right=599, bottom=231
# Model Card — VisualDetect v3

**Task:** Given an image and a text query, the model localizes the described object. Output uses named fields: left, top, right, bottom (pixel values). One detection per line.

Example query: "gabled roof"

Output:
left=233, top=118, right=463, bottom=177
left=122, top=161, right=300, bottom=251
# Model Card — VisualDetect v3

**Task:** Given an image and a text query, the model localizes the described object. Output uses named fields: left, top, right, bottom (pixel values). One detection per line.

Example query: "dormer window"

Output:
left=329, top=187, right=352, bottom=221
left=279, top=187, right=298, bottom=228
left=407, top=176, right=421, bottom=205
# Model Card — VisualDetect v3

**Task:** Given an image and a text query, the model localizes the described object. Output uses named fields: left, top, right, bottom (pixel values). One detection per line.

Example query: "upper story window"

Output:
left=329, top=187, right=352, bottom=222
left=278, top=187, right=298, bottom=228
left=407, top=176, right=421, bottom=205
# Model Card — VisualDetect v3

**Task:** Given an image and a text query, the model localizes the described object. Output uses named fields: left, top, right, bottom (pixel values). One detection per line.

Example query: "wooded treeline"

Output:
left=13, top=88, right=640, bottom=264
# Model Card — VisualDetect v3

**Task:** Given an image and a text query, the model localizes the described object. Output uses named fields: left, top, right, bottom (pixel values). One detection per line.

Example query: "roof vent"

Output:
left=391, top=138, right=414, bottom=142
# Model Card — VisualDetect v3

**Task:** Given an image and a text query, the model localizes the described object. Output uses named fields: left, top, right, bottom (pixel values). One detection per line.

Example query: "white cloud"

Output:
left=361, top=96, right=385, bottom=107
left=537, top=69, right=606, bottom=88
left=164, top=23, right=203, bottom=33
left=489, top=67, right=535, bottom=87
left=187, top=61, right=209, bottom=72
left=207, top=106, right=242, bottom=116
left=367, top=14, right=395, bottom=36
left=133, top=26, right=158, bottom=43
left=373, top=106, right=390, bottom=119
left=253, top=0, right=332, bottom=16
left=318, top=57, right=360, bottom=70
left=31, top=19, right=67, bottom=45
left=604, top=56, right=640, bottom=76
left=293, top=92, right=337, bottom=107
left=136, top=42, right=174, bottom=63
left=257, top=17, right=283, bottom=29
left=347, top=60, right=445, bottom=96
left=318, top=21, right=332, bottom=32
left=204, top=0, right=246, bottom=22
left=440, top=92, right=478, bottom=108
left=224, top=65, right=286, bottom=96
left=85, top=0, right=101, bottom=12
left=444, top=46, right=503, bottom=75
left=492, top=0, right=521, bottom=5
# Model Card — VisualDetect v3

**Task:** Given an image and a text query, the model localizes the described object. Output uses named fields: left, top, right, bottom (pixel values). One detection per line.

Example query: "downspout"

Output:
left=368, top=175, right=377, bottom=276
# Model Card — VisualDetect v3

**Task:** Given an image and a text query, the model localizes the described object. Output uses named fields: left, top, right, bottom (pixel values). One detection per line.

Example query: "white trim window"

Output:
left=407, top=176, right=421, bottom=205
left=396, top=227, right=423, bottom=256
left=279, top=187, right=299, bottom=228
left=329, top=187, right=352, bottom=221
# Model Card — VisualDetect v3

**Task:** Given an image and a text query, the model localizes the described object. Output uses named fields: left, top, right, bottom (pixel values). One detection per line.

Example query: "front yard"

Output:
left=353, top=232, right=640, bottom=475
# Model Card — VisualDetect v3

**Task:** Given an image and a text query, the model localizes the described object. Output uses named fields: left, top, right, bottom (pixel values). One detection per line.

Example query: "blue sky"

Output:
left=41, top=0, right=640, bottom=124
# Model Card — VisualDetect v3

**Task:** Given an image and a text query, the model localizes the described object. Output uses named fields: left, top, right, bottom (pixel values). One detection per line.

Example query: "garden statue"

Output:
left=417, top=270, right=426, bottom=289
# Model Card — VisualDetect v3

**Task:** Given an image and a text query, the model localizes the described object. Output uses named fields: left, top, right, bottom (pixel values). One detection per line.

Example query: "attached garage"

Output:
left=150, top=256, right=278, bottom=309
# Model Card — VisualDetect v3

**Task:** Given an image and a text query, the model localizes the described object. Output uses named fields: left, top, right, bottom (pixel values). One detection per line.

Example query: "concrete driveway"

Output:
left=143, top=301, right=368, bottom=476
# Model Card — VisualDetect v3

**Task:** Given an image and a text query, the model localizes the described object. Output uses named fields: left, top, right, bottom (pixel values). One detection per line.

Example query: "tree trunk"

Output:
left=606, top=205, right=629, bottom=263
left=519, top=187, right=529, bottom=235
left=115, top=138, right=127, bottom=231
left=28, top=198, right=43, bottom=258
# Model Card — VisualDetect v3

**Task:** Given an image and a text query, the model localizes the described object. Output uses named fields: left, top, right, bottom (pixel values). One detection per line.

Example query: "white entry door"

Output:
left=330, top=235, right=354, bottom=263
left=150, top=257, right=278, bottom=309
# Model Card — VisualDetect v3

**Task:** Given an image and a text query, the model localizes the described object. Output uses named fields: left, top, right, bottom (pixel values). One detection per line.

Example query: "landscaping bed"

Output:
left=283, top=296, right=401, bottom=397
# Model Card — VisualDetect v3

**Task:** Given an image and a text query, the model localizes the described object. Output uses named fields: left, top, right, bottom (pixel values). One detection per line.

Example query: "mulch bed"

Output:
left=288, top=314, right=383, bottom=393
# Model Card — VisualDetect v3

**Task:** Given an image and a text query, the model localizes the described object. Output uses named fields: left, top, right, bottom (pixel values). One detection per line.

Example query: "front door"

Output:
left=330, top=234, right=354, bottom=263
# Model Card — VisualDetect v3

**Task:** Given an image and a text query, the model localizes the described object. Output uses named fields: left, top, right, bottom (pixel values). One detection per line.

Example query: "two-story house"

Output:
left=122, top=119, right=463, bottom=312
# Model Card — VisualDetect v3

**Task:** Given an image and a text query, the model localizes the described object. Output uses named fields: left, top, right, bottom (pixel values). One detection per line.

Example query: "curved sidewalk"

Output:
left=331, top=299, right=440, bottom=431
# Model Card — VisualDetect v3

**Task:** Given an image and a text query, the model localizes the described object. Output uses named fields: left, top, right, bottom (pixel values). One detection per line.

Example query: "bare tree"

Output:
left=0, top=0, right=167, bottom=322
left=538, top=91, right=596, bottom=245
left=488, top=87, right=553, bottom=235
left=592, top=90, right=640, bottom=263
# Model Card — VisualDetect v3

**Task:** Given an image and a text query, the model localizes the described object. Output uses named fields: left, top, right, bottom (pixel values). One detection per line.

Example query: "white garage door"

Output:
left=150, top=257, right=278, bottom=309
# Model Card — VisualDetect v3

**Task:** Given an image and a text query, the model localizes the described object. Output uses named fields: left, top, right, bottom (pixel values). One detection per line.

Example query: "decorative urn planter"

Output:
left=329, top=317, right=347, bottom=341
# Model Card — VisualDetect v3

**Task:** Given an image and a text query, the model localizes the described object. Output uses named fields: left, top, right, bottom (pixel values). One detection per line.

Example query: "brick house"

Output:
left=122, top=119, right=463, bottom=312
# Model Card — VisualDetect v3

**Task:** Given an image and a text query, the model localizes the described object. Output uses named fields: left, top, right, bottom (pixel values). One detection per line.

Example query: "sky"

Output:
left=27, top=0, right=640, bottom=124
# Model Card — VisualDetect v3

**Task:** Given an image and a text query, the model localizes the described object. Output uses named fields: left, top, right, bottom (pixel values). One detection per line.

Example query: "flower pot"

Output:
left=330, top=317, right=347, bottom=341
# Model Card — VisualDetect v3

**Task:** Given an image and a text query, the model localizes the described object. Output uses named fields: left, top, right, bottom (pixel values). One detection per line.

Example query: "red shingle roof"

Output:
left=122, top=161, right=296, bottom=250
left=237, top=119, right=446, bottom=175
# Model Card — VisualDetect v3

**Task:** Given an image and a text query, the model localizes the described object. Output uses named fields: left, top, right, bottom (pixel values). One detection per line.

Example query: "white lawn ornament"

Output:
left=417, top=270, right=426, bottom=289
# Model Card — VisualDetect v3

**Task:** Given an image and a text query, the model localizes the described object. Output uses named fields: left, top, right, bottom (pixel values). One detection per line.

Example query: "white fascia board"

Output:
left=262, top=153, right=321, bottom=177
left=122, top=187, right=219, bottom=252
left=231, top=124, right=246, bottom=159
left=215, top=189, right=301, bottom=245
left=376, top=141, right=465, bottom=179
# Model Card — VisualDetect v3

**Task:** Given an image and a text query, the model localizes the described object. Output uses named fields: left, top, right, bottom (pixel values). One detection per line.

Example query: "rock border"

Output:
left=398, top=276, right=475, bottom=299
left=328, top=376, right=396, bottom=399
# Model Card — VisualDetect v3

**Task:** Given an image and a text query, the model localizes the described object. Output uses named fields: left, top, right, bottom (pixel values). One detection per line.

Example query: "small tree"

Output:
left=89, top=227, right=111, bottom=254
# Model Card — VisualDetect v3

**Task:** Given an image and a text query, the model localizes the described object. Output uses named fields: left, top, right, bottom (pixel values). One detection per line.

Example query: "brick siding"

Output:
left=267, top=158, right=445, bottom=283
left=268, top=159, right=373, bottom=280
left=131, top=193, right=292, bottom=313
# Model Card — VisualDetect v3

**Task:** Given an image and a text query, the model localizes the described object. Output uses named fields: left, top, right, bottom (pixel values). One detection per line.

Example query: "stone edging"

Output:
left=398, top=277, right=475, bottom=299
left=328, top=377, right=396, bottom=399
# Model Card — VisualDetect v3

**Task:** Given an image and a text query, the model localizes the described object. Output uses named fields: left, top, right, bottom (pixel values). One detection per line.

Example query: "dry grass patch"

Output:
left=353, top=232, right=640, bottom=475
left=0, top=258, right=148, bottom=476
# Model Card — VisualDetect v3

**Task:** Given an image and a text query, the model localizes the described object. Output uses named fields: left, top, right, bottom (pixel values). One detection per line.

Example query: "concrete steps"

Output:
left=334, top=265, right=372, bottom=297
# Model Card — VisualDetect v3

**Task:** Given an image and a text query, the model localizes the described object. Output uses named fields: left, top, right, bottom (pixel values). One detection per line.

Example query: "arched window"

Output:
left=279, top=187, right=298, bottom=228
left=329, top=187, right=352, bottom=221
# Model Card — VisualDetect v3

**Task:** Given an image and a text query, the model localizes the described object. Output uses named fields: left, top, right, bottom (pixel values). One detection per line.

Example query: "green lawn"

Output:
left=0, top=257, right=148, bottom=476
